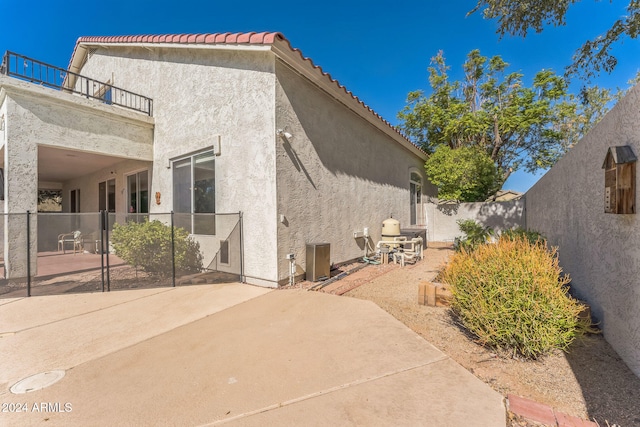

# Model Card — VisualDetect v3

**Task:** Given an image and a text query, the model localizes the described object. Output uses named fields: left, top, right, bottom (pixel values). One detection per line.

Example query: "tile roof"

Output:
left=71, top=32, right=419, bottom=154
left=75, top=31, right=283, bottom=46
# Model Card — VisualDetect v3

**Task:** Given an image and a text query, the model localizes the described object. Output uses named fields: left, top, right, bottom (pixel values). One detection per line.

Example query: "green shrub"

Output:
left=111, top=219, right=203, bottom=277
left=441, top=237, right=593, bottom=359
left=453, top=219, right=494, bottom=252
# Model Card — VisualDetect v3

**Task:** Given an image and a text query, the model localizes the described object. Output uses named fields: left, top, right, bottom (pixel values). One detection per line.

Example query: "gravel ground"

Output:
left=338, top=244, right=640, bottom=427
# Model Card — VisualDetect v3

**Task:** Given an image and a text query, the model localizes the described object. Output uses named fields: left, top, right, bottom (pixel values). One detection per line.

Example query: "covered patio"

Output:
left=0, top=69, right=154, bottom=279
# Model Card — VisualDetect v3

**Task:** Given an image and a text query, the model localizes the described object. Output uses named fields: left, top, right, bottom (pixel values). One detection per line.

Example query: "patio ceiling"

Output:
left=38, top=146, right=129, bottom=184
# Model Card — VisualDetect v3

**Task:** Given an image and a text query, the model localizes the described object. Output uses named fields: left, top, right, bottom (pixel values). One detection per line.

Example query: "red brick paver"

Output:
left=508, top=394, right=557, bottom=426
left=508, top=395, right=598, bottom=427
left=554, top=412, right=598, bottom=427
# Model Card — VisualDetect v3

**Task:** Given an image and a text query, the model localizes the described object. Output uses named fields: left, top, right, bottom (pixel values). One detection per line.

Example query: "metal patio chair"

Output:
left=57, top=230, right=83, bottom=255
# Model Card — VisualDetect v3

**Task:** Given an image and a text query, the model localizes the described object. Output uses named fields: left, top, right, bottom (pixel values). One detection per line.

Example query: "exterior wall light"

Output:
left=277, top=129, right=293, bottom=140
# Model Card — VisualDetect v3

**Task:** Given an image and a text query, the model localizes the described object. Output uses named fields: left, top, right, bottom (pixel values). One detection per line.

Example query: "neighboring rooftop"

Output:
left=488, top=190, right=523, bottom=202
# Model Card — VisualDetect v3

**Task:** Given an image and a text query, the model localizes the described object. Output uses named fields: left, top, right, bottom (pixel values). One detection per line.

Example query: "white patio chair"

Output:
left=57, top=230, right=83, bottom=255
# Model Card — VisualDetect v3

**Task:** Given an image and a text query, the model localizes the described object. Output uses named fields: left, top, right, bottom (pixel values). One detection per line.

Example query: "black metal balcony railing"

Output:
left=0, top=51, right=153, bottom=116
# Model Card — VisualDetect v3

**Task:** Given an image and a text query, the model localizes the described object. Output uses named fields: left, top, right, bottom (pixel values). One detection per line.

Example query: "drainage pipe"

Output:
left=289, top=256, right=296, bottom=287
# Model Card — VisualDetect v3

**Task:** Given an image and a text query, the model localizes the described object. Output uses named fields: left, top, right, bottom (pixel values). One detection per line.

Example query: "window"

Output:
left=410, top=172, right=422, bottom=225
left=127, top=171, right=149, bottom=216
left=98, top=179, right=116, bottom=212
left=173, top=150, right=215, bottom=235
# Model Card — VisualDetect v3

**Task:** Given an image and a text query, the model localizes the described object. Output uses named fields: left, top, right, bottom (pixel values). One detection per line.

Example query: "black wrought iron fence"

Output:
left=0, top=211, right=243, bottom=298
left=1, top=51, right=153, bottom=115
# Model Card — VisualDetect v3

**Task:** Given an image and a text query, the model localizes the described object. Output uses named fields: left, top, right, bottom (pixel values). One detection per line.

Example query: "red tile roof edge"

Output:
left=69, top=32, right=418, bottom=152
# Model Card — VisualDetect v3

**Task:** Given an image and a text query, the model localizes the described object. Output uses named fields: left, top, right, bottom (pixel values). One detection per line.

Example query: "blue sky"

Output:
left=2, top=0, right=639, bottom=192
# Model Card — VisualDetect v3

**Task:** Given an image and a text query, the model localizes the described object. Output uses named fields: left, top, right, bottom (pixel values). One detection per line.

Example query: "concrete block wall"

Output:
left=525, top=84, right=640, bottom=378
left=426, top=200, right=525, bottom=242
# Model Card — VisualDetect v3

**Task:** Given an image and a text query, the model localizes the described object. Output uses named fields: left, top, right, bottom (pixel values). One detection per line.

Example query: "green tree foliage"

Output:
left=425, top=146, right=499, bottom=201
left=470, top=0, right=640, bottom=79
left=572, top=72, right=640, bottom=136
left=399, top=50, right=583, bottom=199
left=111, top=219, right=203, bottom=277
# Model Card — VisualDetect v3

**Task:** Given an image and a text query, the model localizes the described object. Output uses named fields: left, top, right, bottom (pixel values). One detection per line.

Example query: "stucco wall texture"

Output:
left=274, top=61, right=435, bottom=282
left=78, top=46, right=280, bottom=285
left=2, top=43, right=432, bottom=285
left=0, top=75, right=154, bottom=276
left=427, top=200, right=525, bottom=242
left=72, top=46, right=434, bottom=286
left=526, top=84, right=640, bottom=378
left=1, top=95, right=38, bottom=277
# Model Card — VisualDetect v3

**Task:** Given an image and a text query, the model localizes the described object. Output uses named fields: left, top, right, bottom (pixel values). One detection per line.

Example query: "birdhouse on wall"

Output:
left=602, top=145, right=637, bottom=214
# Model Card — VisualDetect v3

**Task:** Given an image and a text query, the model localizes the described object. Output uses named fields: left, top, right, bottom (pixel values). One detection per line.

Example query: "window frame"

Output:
left=98, top=178, right=116, bottom=213
left=172, top=149, right=215, bottom=235
left=125, top=169, right=149, bottom=214
left=409, top=170, right=423, bottom=226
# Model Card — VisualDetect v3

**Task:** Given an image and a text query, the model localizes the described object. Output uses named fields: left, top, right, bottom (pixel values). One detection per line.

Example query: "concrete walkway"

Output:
left=0, top=282, right=505, bottom=426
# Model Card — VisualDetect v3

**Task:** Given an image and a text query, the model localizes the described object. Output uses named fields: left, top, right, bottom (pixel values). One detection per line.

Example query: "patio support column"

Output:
left=3, top=117, right=38, bottom=279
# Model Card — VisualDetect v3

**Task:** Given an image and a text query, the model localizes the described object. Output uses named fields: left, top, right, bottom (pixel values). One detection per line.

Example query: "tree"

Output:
left=399, top=49, right=580, bottom=198
left=470, top=0, right=640, bottom=79
left=425, top=145, right=500, bottom=202
left=546, top=75, right=638, bottom=152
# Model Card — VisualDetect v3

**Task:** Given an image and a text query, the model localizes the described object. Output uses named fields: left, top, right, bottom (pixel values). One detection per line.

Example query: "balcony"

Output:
left=1, top=51, right=153, bottom=116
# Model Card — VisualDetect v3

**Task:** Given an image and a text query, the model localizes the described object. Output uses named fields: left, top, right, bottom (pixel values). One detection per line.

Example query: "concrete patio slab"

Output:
left=0, top=283, right=271, bottom=387
left=0, top=288, right=505, bottom=426
left=1, top=287, right=173, bottom=331
left=230, top=358, right=501, bottom=427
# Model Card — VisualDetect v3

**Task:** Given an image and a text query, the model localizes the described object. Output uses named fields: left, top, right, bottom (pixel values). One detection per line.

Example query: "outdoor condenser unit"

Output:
left=305, top=243, right=330, bottom=282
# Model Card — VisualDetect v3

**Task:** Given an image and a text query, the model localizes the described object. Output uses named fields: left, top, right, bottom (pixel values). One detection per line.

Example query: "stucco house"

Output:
left=526, top=83, right=640, bottom=378
left=0, top=32, right=434, bottom=287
